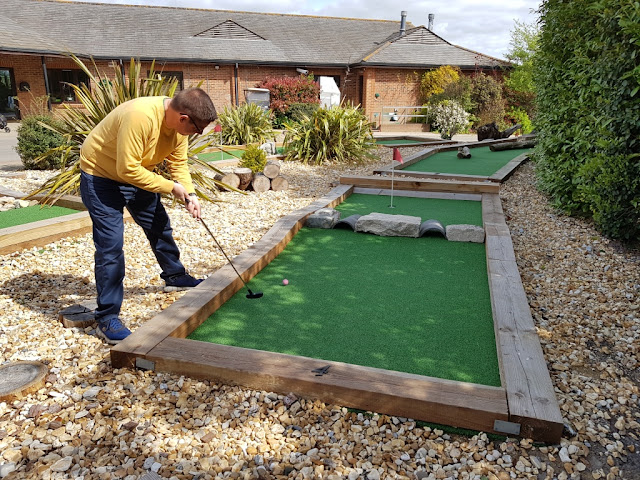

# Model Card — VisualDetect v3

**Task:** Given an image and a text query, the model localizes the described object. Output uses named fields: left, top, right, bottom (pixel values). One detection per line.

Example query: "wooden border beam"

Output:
left=145, top=337, right=509, bottom=435
left=339, top=175, right=500, bottom=194
left=482, top=193, right=564, bottom=443
left=0, top=211, right=92, bottom=255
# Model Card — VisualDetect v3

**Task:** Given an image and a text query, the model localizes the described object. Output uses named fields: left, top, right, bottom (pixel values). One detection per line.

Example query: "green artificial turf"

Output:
left=199, top=147, right=285, bottom=163
left=189, top=227, right=500, bottom=386
left=198, top=149, right=244, bottom=162
left=0, top=205, right=78, bottom=229
left=334, top=193, right=483, bottom=226
left=406, top=146, right=532, bottom=176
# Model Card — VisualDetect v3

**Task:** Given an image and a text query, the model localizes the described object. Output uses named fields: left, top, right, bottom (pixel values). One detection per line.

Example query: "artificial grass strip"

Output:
left=406, top=146, right=532, bottom=176
left=189, top=228, right=500, bottom=387
left=334, top=193, right=483, bottom=226
left=0, top=205, right=78, bottom=229
left=199, top=147, right=286, bottom=161
left=198, top=149, right=244, bottom=162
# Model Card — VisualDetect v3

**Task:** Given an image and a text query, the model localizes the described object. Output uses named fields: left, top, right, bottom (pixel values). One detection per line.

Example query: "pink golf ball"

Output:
left=282, top=278, right=289, bottom=286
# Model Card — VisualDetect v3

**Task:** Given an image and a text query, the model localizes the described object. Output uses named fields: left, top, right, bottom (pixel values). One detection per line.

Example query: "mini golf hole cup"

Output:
left=282, top=278, right=289, bottom=286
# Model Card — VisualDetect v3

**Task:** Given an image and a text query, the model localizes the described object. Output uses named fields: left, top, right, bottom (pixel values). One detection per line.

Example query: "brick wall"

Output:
left=1, top=53, right=502, bottom=121
left=0, top=54, right=48, bottom=116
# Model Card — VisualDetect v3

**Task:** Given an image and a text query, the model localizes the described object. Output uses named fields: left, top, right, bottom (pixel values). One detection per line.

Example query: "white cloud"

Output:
left=71, top=0, right=541, bottom=59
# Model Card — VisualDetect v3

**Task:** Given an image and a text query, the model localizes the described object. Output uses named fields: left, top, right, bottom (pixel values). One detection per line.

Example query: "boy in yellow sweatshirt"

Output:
left=80, top=88, right=217, bottom=344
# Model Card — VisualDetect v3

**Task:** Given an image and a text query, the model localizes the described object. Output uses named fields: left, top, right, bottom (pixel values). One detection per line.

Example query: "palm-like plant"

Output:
left=218, top=103, right=274, bottom=145
left=30, top=55, right=234, bottom=205
left=283, top=104, right=376, bottom=165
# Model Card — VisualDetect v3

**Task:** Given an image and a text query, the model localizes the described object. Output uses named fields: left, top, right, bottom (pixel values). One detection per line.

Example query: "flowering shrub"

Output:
left=430, top=100, right=469, bottom=140
left=420, top=66, right=460, bottom=102
left=257, top=75, right=320, bottom=116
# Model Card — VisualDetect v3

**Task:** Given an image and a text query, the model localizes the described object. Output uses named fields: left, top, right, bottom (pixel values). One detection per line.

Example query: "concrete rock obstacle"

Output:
left=355, top=212, right=421, bottom=237
left=445, top=224, right=485, bottom=243
left=305, top=208, right=341, bottom=229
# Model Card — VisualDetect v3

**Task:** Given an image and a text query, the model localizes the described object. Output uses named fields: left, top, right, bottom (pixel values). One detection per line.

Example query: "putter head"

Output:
left=246, top=289, right=263, bottom=299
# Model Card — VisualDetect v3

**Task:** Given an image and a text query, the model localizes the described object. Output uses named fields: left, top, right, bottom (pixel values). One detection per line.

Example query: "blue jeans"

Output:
left=80, top=170, right=186, bottom=321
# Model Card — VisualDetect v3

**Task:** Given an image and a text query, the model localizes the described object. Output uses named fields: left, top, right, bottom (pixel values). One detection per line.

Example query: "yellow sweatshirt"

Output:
left=80, top=96, right=194, bottom=194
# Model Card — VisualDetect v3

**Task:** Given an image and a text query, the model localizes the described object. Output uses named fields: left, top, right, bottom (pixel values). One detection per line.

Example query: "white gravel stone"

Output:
left=0, top=158, right=639, bottom=479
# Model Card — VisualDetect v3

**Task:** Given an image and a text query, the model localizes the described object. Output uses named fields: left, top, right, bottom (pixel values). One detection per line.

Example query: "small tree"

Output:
left=504, top=19, right=540, bottom=118
left=430, top=100, right=470, bottom=140
left=239, top=144, right=267, bottom=173
left=505, top=20, right=539, bottom=94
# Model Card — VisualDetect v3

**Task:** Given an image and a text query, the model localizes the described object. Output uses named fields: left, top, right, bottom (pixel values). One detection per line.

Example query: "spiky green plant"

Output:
left=218, top=103, right=274, bottom=145
left=30, top=55, right=235, bottom=205
left=283, top=104, right=376, bottom=165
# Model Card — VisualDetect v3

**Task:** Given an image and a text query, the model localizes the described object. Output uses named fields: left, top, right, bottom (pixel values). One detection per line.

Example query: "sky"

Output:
left=70, top=0, right=541, bottom=60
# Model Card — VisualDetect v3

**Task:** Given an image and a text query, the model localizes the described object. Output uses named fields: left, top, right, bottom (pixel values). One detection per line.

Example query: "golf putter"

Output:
left=186, top=198, right=263, bottom=299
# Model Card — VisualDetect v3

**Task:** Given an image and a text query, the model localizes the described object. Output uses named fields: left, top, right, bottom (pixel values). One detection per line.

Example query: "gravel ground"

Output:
left=0, top=150, right=638, bottom=480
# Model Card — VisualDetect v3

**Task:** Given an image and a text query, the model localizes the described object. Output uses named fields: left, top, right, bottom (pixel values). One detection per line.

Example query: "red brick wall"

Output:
left=2, top=53, right=502, bottom=121
left=0, top=54, right=48, bottom=115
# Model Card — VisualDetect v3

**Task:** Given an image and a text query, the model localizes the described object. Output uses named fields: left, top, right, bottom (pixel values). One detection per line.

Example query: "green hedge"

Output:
left=534, top=0, right=640, bottom=241
left=16, top=115, right=66, bottom=170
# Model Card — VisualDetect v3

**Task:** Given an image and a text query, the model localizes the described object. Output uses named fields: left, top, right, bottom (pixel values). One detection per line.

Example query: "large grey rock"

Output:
left=355, top=212, right=421, bottom=237
left=306, top=208, right=340, bottom=229
left=446, top=224, right=485, bottom=243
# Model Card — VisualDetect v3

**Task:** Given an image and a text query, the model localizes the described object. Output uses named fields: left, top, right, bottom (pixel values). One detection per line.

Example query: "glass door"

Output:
left=0, top=68, right=18, bottom=118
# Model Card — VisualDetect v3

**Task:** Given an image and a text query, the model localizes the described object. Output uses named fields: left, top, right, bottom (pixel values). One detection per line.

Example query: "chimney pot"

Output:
left=400, top=11, right=407, bottom=35
left=428, top=13, right=434, bottom=31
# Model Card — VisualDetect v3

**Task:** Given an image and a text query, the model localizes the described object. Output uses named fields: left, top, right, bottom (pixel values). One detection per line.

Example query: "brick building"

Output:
left=2, top=0, right=508, bottom=129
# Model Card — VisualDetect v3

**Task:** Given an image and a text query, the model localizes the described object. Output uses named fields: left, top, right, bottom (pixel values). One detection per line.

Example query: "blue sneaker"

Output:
left=164, top=273, right=203, bottom=292
left=96, top=317, right=132, bottom=344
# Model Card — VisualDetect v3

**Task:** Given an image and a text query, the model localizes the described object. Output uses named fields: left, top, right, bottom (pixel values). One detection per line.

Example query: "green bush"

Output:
left=219, top=103, right=274, bottom=145
left=505, top=107, right=533, bottom=135
left=534, top=0, right=640, bottom=241
left=239, top=144, right=267, bottom=173
left=287, top=102, right=320, bottom=123
left=16, top=115, right=66, bottom=170
left=470, top=73, right=505, bottom=128
left=283, top=105, right=376, bottom=165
